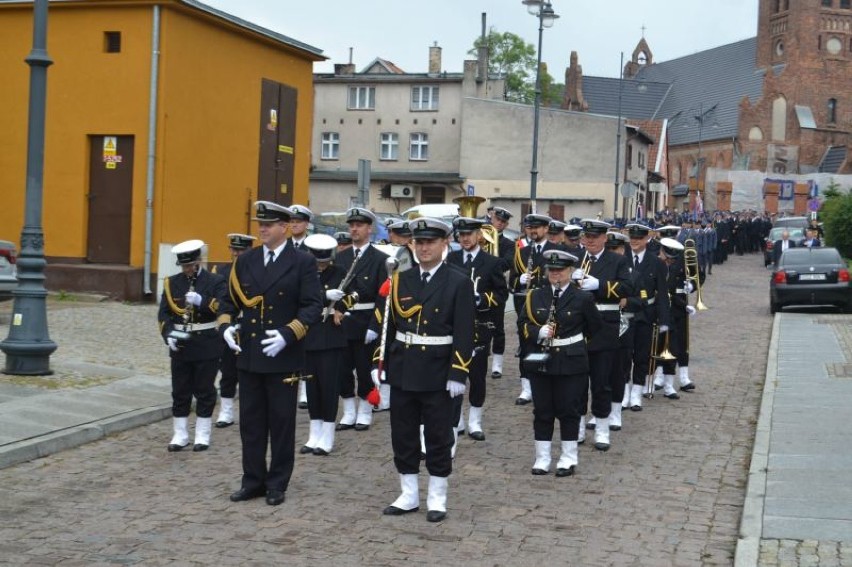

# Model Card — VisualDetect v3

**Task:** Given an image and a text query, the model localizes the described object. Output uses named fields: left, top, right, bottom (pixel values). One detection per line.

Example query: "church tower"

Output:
left=624, top=37, right=653, bottom=79
left=756, top=0, right=852, bottom=69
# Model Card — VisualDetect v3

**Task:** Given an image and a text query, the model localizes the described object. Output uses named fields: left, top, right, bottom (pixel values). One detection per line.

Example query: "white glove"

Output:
left=686, top=305, right=697, bottom=317
left=519, top=272, right=530, bottom=285
left=684, top=281, right=694, bottom=293
left=261, top=329, right=286, bottom=357
left=658, top=324, right=669, bottom=334
left=537, top=324, right=554, bottom=342
left=580, top=274, right=600, bottom=291
left=185, top=291, right=202, bottom=306
left=365, top=329, right=379, bottom=344
left=474, top=293, right=481, bottom=306
left=370, top=368, right=385, bottom=387
left=166, top=337, right=178, bottom=352
left=571, top=269, right=585, bottom=281
left=446, top=380, right=466, bottom=398
left=223, top=325, right=241, bottom=353
left=325, top=289, right=345, bottom=302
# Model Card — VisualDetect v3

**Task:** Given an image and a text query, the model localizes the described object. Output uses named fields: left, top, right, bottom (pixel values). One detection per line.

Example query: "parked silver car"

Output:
left=0, top=240, right=18, bottom=301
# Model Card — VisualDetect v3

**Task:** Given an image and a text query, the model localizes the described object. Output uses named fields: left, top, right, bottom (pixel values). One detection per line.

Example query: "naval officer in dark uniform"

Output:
left=213, top=233, right=255, bottom=428
left=159, top=239, right=228, bottom=452
left=221, top=201, right=323, bottom=506
left=377, top=217, right=475, bottom=523
left=487, top=206, right=515, bottom=380
left=289, top=204, right=313, bottom=409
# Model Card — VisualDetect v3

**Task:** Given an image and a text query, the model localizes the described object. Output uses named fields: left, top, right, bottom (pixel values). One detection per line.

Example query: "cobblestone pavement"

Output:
left=0, top=254, right=776, bottom=566
left=759, top=539, right=852, bottom=567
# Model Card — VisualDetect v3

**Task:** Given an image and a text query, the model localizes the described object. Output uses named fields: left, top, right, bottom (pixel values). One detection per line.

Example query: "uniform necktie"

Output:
left=422, top=272, right=430, bottom=285
left=634, top=255, right=640, bottom=269
left=464, top=253, right=473, bottom=269
left=266, top=250, right=275, bottom=268
left=355, top=248, right=361, bottom=259
left=553, top=287, right=562, bottom=300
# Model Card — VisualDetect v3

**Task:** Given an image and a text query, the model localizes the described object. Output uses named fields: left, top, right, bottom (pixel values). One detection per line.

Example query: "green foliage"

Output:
left=470, top=29, right=557, bottom=104
left=820, top=184, right=852, bottom=259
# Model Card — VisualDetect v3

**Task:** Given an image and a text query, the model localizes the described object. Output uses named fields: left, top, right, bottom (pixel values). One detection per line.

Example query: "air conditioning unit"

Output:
left=390, top=184, right=415, bottom=199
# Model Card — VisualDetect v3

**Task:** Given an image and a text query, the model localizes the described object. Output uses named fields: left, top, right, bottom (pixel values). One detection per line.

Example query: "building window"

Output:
left=104, top=31, right=121, bottom=53
left=774, top=0, right=780, bottom=12
left=771, top=96, right=787, bottom=141
left=828, top=98, right=837, bottom=123
left=380, top=132, right=399, bottom=160
left=841, top=0, right=850, bottom=8
left=348, top=86, right=375, bottom=110
left=411, top=86, right=440, bottom=111
left=822, top=0, right=832, bottom=6
left=409, top=133, right=429, bottom=161
left=321, top=132, right=339, bottom=160
left=638, top=151, right=645, bottom=170
left=626, top=144, right=633, bottom=169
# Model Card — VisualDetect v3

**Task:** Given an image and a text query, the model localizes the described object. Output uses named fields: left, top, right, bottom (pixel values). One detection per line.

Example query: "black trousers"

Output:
left=391, top=387, right=454, bottom=477
left=306, top=348, right=343, bottom=422
left=629, top=321, right=654, bottom=387
left=171, top=357, right=218, bottom=418
left=491, top=305, right=506, bottom=356
left=219, top=348, right=238, bottom=399
left=339, top=338, right=373, bottom=400
left=661, top=315, right=689, bottom=374
left=530, top=372, right=587, bottom=441
left=583, top=349, right=618, bottom=418
left=468, top=346, right=488, bottom=408
left=237, top=370, right=298, bottom=493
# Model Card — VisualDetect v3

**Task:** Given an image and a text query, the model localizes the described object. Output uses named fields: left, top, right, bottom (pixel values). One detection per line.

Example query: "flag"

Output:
left=697, top=190, right=704, bottom=218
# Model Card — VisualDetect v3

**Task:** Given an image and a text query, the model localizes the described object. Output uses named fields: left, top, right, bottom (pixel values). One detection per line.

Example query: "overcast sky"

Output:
left=202, top=0, right=758, bottom=79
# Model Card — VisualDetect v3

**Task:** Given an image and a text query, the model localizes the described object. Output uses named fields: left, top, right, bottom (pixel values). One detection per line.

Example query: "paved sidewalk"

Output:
left=736, top=311, right=852, bottom=566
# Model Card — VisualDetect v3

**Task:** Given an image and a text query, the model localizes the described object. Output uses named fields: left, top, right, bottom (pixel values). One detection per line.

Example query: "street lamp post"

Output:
left=523, top=0, right=558, bottom=215
left=0, top=0, right=58, bottom=375
left=690, top=103, right=717, bottom=217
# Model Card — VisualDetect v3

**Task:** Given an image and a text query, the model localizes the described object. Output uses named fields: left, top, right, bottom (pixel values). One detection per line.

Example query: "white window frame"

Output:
left=321, top=132, right=339, bottom=160
left=411, top=86, right=439, bottom=111
left=409, top=132, right=429, bottom=161
left=348, top=86, right=375, bottom=110
left=380, top=132, right=399, bottom=161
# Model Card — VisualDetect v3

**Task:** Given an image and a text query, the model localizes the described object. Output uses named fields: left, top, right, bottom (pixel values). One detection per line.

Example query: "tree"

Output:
left=819, top=180, right=852, bottom=259
left=470, top=29, right=557, bottom=104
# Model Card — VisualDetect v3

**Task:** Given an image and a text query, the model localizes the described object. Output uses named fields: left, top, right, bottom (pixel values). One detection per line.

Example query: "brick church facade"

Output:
left=563, top=0, right=851, bottom=214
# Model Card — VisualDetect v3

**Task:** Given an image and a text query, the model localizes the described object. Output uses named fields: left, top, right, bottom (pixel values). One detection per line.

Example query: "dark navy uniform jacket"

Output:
left=304, top=263, right=349, bottom=352
left=224, top=243, right=323, bottom=374
left=579, top=249, right=634, bottom=352
left=623, top=251, right=671, bottom=327
left=158, top=268, right=227, bottom=362
left=334, top=244, right=390, bottom=342
left=446, top=248, right=509, bottom=347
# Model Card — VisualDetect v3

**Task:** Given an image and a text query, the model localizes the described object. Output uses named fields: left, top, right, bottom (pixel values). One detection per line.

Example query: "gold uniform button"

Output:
left=268, top=320, right=273, bottom=325
left=407, top=318, right=412, bottom=323
left=251, top=333, right=256, bottom=338
left=421, top=346, right=426, bottom=351
left=279, top=292, right=284, bottom=296
left=268, top=306, right=274, bottom=310
left=251, top=319, right=257, bottom=324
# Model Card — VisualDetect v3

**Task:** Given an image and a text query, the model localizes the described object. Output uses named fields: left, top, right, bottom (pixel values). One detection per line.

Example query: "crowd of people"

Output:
left=157, top=201, right=726, bottom=521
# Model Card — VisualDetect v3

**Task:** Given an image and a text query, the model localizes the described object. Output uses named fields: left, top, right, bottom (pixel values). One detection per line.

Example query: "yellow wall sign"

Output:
left=278, top=145, right=293, bottom=154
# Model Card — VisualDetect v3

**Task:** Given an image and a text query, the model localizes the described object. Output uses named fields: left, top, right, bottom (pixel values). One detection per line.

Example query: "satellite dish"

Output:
left=619, top=181, right=638, bottom=199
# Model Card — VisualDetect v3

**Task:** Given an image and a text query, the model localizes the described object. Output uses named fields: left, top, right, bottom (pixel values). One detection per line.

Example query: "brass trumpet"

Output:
left=683, top=239, right=709, bottom=311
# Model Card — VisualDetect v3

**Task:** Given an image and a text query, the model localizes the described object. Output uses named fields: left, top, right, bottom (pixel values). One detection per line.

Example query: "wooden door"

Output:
left=258, top=79, right=297, bottom=205
left=87, top=135, right=133, bottom=263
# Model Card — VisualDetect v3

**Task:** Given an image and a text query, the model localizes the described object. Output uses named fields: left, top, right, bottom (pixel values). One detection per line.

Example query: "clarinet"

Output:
left=323, top=248, right=361, bottom=322
left=182, top=272, right=198, bottom=332
left=540, top=285, right=561, bottom=360
left=524, top=244, right=537, bottom=294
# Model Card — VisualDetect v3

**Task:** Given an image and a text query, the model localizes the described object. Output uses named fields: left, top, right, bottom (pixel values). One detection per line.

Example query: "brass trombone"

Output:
left=683, top=238, right=709, bottom=311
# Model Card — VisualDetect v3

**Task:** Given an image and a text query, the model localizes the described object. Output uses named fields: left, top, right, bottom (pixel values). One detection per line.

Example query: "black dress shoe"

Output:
left=229, top=487, right=265, bottom=502
left=353, top=423, right=370, bottom=431
left=630, top=405, right=643, bottom=412
left=594, top=442, right=610, bottom=452
left=265, top=490, right=285, bottom=506
left=555, top=466, right=576, bottom=477
left=167, top=442, right=189, bottom=452
left=192, top=444, right=209, bottom=452
left=680, top=383, right=695, bottom=391
left=298, top=401, right=308, bottom=410
left=426, top=510, right=447, bottom=522
left=654, top=384, right=663, bottom=391
left=609, top=425, right=621, bottom=431
left=299, top=445, right=315, bottom=454
left=664, top=392, right=680, bottom=400
left=313, top=447, right=329, bottom=456
left=515, top=397, right=531, bottom=406
left=383, top=505, right=419, bottom=516
left=491, top=371, right=502, bottom=379
left=468, top=431, right=485, bottom=441
left=336, top=422, right=355, bottom=431
left=214, top=420, right=234, bottom=429
left=531, top=468, right=549, bottom=475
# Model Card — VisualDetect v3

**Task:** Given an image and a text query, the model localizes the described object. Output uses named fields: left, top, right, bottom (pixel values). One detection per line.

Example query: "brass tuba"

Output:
left=453, top=195, right=499, bottom=256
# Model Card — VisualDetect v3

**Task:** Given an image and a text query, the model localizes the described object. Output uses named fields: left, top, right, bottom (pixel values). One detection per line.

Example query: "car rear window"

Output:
left=781, top=248, right=841, bottom=264
left=769, top=228, right=804, bottom=240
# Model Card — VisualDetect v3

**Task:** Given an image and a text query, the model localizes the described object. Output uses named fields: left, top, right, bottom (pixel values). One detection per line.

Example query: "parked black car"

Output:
left=770, top=247, right=851, bottom=313
left=0, top=239, right=17, bottom=301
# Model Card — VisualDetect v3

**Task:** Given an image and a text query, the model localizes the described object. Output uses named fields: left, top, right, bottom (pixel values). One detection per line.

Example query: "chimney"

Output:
left=428, top=42, right=442, bottom=75
left=335, top=47, right=355, bottom=75
left=477, top=12, right=488, bottom=83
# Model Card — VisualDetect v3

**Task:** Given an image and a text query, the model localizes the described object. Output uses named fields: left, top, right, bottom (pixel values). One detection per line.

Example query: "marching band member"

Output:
left=575, top=219, right=634, bottom=450
left=222, top=201, right=322, bottom=506
left=377, top=218, right=475, bottom=522
left=214, top=233, right=255, bottom=428
left=509, top=214, right=557, bottom=405
left=335, top=208, right=390, bottom=432
left=290, top=205, right=313, bottom=410
left=657, top=238, right=697, bottom=398
left=547, top=220, right=568, bottom=249
left=487, top=206, right=515, bottom=379
left=519, top=250, right=602, bottom=476
left=158, top=239, right=228, bottom=452
left=563, top=224, right=584, bottom=257
left=621, top=223, right=670, bottom=413
left=335, top=231, right=353, bottom=253
left=447, top=217, right=509, bottom=441
left=388, top=220, right=418, bottom=268
left=301, top=234, right=349, bottom=456
left=603, top=231, right=634, bottom=413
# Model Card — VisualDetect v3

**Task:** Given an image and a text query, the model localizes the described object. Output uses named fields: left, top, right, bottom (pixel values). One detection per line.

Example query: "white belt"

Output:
left=596, top=304, right=621, bottom=311
left=550, top=333, right=584, bottom=347
left=350, top=302, right=375, bottom=311
left=182, top=321, right=218, bottom=332
left=647, top=297, right=656, bottom=305
left=395, top=331, right=453, bottom=346
left=622, top=312, right=634, bottom=320
left=675, top=288, right=687, bottom=294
